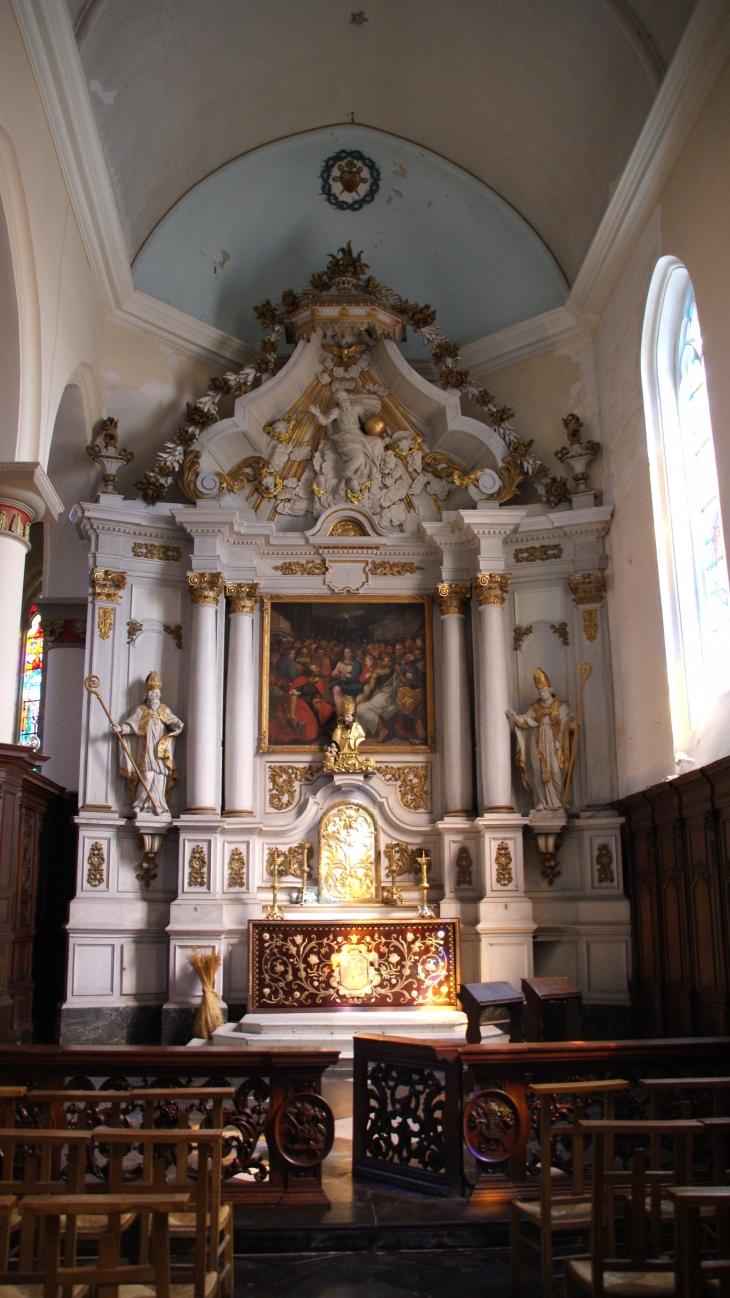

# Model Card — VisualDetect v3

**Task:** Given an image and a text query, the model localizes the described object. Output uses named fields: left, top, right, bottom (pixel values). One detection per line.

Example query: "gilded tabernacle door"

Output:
left=318, top=802, right=380, bottom=904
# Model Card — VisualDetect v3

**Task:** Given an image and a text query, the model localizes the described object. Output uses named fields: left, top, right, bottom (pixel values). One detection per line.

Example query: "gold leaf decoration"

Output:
left=267, top=764, right=324, bottom=811
left=495, top=841, right=513, bottom=886
left=596, top=843, right=615, bottom=884
left=188, top=844, right=208, bottom=887
left=97, top=608, right=114, bottom=640
left=86, top=841, right=105, bottom=887
left=228, top=847, right=246, bottom=888
left=377, top=764, right=429, bottom=812
left=455, top=845, right=473, bottom=887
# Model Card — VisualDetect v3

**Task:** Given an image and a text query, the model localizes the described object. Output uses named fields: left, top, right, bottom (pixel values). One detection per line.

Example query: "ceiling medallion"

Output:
left=320, top=149, right=380, bottom=212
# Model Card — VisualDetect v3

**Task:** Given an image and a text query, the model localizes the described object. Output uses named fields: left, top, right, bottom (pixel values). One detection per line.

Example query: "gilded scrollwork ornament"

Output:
left=225, top=582, right=260, bottom=614
left=377, top=764, right=429, bottom=812
left=187, top=571, right=224, bottom=606
left=475, top=572, right=510, bottom=607
left=436, top=582, right=471, bottom=616
left=86, top=841, right=105, bottom=888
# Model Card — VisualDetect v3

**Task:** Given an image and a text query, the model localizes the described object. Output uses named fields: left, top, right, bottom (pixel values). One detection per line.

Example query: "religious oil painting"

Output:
left=260, top=595, right=435, bottom=753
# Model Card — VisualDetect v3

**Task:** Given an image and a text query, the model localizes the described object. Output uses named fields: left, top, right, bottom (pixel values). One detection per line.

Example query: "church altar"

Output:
left=61, top=245, right=630, bottom=1046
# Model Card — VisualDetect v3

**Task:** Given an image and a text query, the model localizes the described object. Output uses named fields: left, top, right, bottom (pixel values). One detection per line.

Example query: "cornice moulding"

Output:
left=568, top=0, right=730, bottom=323
left=11, top=0, right=256, bottom=369
left=460, top=307, right=587, bottom=377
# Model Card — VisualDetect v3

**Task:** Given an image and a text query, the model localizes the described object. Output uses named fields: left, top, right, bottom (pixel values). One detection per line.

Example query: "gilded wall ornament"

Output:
left=272, top=840, right=314, bottom=885
left=132, top=542, right=182, bottom=562
left=86, top=416, right=134, bottom=493
left=319, top=802, right=379, bottom=904
left=227, top=847, right=246, bottom=888
left=514, top=545, right=563, bottom=563
left=86, top=841, right=105, bottom=887
left=551, top=621, right=569, bottom=646
left=0, top=506, right=31, bottom=538
left=513, top=624, right=532, bottom=651
left=368, top=561, right=423, bottom=577
left=187, top=571, right=224, bottom=606
left=127, top=619, right=143, bottom=645
left=225, top=582, right=260, bottom=613
left=188, top=844, right=208, bottom=887
left=320, top=148, right=380, bottom=212
left=91, top=569, right=127, bottom=602
left=554, top=413, right=600, bottom=496
left=97, top=607, right=114, bottom=640
left=73, top=619, right=87, bottom=641
left=582, top=609, right=599, bottom=642
left=495, top=841, right=514, bottom=886
left=267, top=764, right=324, bottom=811
left=41, top=617, right=65, bottom=642
left=377, top=764, right=430, bottom=812
left=328, top=518, right=368, bottom=536
left=475, top=572, right=510, bottom=607
left=164, top=623, right=183, bottom=649
left=273, top=560, right=326, bottom=576
left=455, top=845, right=473, bottom=887
left=436, top=582, right=471, bottom=616
left=569, top=572, right=606, bottom=605
left=596, top=843, right=615, bottom=884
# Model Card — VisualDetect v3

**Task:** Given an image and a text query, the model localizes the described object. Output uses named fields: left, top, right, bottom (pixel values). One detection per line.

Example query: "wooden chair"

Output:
left=564, top=1118, right=703, bottom=1297
left=16, top=1190, right=192, bottom=1298
left=670, top=1185, right=730, bottom=1297
left=130, top=1089, right=234, bottom=1298
left=510, top=1079, right=629, bottom=1298
left=639, top=1078, right=730, bottom=1120
left=0, top=1127, right=92, bottom=1268
left=91, top=1126, right=227, bottom=1298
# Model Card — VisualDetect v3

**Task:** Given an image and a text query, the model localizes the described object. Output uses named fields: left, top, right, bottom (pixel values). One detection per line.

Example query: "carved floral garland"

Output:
left=136, top=244, right=568, bottom=508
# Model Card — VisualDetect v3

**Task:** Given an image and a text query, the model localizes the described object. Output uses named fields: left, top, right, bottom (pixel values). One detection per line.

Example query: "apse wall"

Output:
left=132, top=125, right=568, bottom=350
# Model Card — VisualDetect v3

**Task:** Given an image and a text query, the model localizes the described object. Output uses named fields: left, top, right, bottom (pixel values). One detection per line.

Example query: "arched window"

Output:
left=642, top=258, right=730, bottom=746
left=18, top=605, right=43, bottom=747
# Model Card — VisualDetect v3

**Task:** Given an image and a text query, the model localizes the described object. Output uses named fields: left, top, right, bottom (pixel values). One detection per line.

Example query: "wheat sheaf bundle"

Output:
left=187, top=948, right=225, bottom=1039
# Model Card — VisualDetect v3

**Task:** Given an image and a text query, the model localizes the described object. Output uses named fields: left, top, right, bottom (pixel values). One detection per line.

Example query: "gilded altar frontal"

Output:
left=261, top=595, right=435, bottom=753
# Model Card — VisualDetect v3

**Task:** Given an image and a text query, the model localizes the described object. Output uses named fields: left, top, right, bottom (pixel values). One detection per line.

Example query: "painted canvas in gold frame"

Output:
left=260, top=594, right=435, bottom=753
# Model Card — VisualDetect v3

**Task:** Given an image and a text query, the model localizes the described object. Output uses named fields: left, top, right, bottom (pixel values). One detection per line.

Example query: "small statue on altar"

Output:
left=114, top=671, right=183, bottom=815
left=323, top=694, right=376, bottom=774
left=506, top=668, right=575, bottom=810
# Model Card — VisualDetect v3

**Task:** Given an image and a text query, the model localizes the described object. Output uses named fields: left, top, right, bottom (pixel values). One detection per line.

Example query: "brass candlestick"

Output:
left=416, top=849, right=435, bottom=918
left=264, top=847, right=285, bottom=919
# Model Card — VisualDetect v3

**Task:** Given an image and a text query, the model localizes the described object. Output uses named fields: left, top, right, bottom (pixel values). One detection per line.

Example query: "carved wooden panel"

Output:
left=620, top=755, right=730, bottom=1037
left=248, top=917, right=460, bottom=1011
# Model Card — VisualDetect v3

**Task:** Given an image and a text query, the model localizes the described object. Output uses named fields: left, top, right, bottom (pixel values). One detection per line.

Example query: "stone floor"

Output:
left=234, top=1248, right=548, bottom=1296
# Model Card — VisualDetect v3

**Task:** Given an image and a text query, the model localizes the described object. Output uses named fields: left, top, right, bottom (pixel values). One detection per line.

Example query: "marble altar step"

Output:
left=199, top=1009, right=505, bottom=1058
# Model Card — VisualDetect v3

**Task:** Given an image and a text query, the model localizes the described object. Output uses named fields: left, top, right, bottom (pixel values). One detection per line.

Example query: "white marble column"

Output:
left=0, top=507, right=31, bottom=741
left=436, top=582, right=473, bottom=815
left=186, top=571, right=224, bottom=813
left=223, top=582, right=259, bottom=816
left=474, top=572, right=514, bottom=812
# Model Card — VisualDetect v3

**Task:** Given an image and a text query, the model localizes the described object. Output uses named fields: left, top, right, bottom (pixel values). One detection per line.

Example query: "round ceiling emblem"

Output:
left=320, top=149, right=380, bottom=212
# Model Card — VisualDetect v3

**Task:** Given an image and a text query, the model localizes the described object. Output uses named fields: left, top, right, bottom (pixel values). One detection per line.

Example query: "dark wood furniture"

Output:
left=458, top=981, right=524, bottom=1044
left=0, top=744, right=68, bottom=1044
left=352, top=1033, right=730, bottom=1200
left=618, top=754, right=730, bottom=1037
left=670, top=1185, right=730, bottom=1298
left=0, top=1044, right=339, bottom=1207
left=521, top=976, right=583, bottom=1041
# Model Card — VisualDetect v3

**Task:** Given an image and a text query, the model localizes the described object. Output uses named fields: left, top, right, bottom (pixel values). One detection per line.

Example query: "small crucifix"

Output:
left=416, top=849, right=435, bottom=918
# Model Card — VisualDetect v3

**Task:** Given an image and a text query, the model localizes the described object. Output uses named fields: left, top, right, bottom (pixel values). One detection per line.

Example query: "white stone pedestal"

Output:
left=203, top=1007, right=505, bottom=1058
left=475, top=812, right=535, bottom=985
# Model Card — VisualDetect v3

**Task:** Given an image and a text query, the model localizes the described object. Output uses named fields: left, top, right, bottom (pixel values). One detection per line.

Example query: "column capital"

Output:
left=474, top=572, right=510, bottom=606
left=436, top=582, right=471, bottom=616
left=187, top=571, right=224, bottom=606
left=225, top=581, right=259, bottom=614
left=90, top=569, right=127, bottom=602
left=569, top=571, right=605, bottom=605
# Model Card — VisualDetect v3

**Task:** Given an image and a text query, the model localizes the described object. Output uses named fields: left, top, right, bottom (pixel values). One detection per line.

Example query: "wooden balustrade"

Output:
left=0, top=1044, right=339, bottom=1206
left=353, top=1033, right=730, bottom=1200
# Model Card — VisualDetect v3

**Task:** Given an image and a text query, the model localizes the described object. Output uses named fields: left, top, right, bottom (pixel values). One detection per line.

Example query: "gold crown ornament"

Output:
left=533, top=668, right=551, bottom=690
left=145, top=671, right=163, bottom=691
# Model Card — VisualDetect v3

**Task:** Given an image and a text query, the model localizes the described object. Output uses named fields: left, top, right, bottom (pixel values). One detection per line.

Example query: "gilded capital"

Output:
left=225, top=581, right=260, bottom=614
left=187, top=570, right=224, bottom=606
left=91, top=568, right=127, bottom=603
left=436, top=582, right=471, bottom=616
left=569, top=572, right=605, bottom=605
left=474, top=572, right=510, bottom=606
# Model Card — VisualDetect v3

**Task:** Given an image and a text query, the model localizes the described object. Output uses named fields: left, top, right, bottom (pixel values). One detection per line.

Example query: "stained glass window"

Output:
left=18, top=606, right=43, bottom=746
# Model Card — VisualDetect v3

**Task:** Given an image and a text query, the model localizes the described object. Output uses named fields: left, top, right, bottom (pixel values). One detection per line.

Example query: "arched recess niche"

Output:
left=45, top=378, right=98, bottom=600
left=0, top=192, right=20, bottom=462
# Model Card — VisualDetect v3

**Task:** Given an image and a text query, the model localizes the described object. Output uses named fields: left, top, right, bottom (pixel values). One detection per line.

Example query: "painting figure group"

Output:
left=265, top=600, right=432, bottom=750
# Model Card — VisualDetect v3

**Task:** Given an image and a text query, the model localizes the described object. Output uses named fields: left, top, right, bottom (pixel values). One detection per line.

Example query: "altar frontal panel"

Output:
left=248, top=918, right=459, bottom=1010
left=261, top=595, right=435, bottom=752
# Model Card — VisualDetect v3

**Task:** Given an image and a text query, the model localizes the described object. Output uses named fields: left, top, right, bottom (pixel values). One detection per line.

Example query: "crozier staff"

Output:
left=506, top=668, right=575, bottom=811
left=114, top=671, right=183, bottom=816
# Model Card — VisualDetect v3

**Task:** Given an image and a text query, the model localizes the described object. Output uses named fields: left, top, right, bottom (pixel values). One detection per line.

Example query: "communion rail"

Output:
left=0, top=1044, right=340, bottom=1205
left=352, top=1033, right=730, bottom=1199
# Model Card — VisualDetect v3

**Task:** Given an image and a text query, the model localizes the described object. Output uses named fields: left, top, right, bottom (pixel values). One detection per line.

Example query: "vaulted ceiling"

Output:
left=67, top=0, right=697, bottom=343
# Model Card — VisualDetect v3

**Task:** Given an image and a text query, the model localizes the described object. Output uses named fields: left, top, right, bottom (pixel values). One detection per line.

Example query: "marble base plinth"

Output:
left=199, top=1008, right=504, bottom=1058
left=60, top=1005, right=162, bottom=1045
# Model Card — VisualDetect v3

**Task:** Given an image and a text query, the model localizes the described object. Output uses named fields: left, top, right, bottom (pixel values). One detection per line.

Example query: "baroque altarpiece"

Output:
left=63, top=248, right=629, bottom=1044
